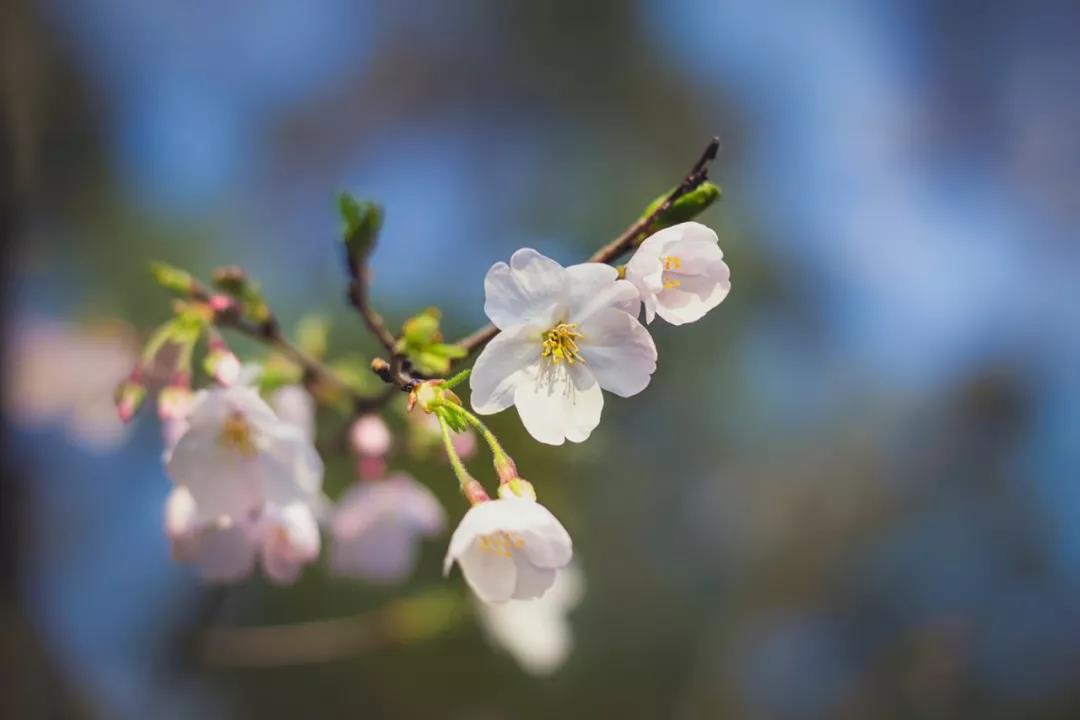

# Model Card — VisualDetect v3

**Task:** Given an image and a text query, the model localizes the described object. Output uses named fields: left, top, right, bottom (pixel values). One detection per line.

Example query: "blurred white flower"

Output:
left=470, top=249, right=657, bottom=445
left=624, top=222, right=731, bottom=325
left=444, top=496, right=572, bottom=603
left=258, top=500, right=322, bottom=585
left=330, top=473, right=445, bottom=582
left=6, top=318, right=136, bottom=450
left=476, top=562, right=585, bottom=675
left=271, top=385, right=316, bottom=441
left=166, top=384, right=323, bottom=523
left=164, top=487, right=321, bottom=585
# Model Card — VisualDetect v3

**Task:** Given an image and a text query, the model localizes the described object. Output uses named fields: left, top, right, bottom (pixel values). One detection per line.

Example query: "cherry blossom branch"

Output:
left=186, top=281, right=389, bottom=413
left=415, top=137, right=722, bottom=369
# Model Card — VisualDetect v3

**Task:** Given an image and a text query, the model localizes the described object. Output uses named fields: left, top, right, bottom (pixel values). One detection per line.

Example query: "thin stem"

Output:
left=436, top=412, right=475, bottom=494
left=457, top=407, right=510, bottom=467
left=188, top=282, right=388, bottom=413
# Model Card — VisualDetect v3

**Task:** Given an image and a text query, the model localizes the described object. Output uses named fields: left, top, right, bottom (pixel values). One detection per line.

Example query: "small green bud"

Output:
left=338, top=192, right=383, bottom=261
left=641, top=181, right=722, bottom=233
left=149, top=262, right=195, bottom=296
left=210, top=266, right=271, bottom=324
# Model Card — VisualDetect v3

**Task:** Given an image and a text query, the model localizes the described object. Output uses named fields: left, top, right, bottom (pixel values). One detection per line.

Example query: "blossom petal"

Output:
left=167, top=434, right=264, bottom=522
left=457, top=541, right=518, bottom=602
left=511, top=554, right=557, bottom=600
left=260, top=503, right=320, bottom=586
left=565, top=264, right=640, bottom=319
left=331, top=519, right=418, bottom=583
left=484, top=249, right=566, bottom=330
left=470, top=324, right=541, bottom=415
left=654, top=265, right=731, bottom=325
left=578, top=308, right=658, bottom=397
left=194, top=522, right=258, bottom=583
left=513, top=363, right=603, bottom=445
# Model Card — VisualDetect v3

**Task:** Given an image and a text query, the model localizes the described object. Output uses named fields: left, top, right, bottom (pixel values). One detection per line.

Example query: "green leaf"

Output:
left=338, top=192, right=383, bottom=261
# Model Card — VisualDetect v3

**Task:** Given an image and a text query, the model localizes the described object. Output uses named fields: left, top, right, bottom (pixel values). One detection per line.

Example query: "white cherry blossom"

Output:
left=165, top=384, right=323, bottom=524
left=475, top=562, right=584, bottom=675
left=330, top=473, right=445, bottom=583
left=624, top=221, right=731, bottom=325
left=444, top=496, right=572, bottom=603
left=164, top=487, right=321, bottom=585
left=470, top=249, right=657, bottom=445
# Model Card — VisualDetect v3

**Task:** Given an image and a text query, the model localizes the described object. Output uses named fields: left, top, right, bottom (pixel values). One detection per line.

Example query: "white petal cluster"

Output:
left=164, top=383, right=324, bottom=585
left=329, top=473, right=445, bottom=583
left=444, top=496, right=572, bottom=603
left=470, top=223, right=729, bottom=444
left=475, top=562, right=584, bottom=675
left=470, top=250, right=657, bottom=445
left=625, top=221, right=731, bottom=325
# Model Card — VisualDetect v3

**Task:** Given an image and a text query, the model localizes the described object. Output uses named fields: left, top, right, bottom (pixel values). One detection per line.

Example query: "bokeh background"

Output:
left=5, top=1, right=1080, bottom=718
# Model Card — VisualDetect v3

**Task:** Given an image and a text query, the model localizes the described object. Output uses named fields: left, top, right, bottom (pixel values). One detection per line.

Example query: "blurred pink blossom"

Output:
left=330, top=473, right=445, bottom=583
left=6, top=317, right=137, bottom=450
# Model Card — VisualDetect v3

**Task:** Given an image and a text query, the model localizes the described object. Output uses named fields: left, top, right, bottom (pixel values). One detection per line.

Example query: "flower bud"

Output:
left=462, top=478, right=490, bottom=506
left=493, top=454, right=519, bottom=485
left=158, top=375, right=193, bottom=421
left=205, top=342, right=241, bottom=387
left=497, top=478, right=537, bottom=501
left=349, top=414, right=391, bottom=457
left=409, top=380, right=459, bottom=414
left=115, top=372, right=147, bottom=424
left=149, top=262, right=195, bottom=296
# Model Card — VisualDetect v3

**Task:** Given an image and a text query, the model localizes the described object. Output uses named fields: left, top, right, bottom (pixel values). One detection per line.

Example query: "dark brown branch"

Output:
left=189, top=283, right=388, bottom=413
left=450, top=137, right=721, bottom=360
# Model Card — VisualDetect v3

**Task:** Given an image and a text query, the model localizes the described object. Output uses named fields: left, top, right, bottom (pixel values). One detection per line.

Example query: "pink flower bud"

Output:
left=208, top=294, right=236, bottom=314
left=205, top=348, right=241, bottom=387
left=114, top=371, right=147, bottom=424
left=349, top=414, right=391, bottom=457
left=158, top=377, right=193, bottom=422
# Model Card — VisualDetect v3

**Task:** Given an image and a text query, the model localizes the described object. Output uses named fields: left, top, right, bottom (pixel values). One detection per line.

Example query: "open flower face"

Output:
left=470, top=249, right=657, bottom=445
left=625, top=222, right=731, bottom=325
left=444, top=497, right=572, bottom=603
left=165, top=385, right=323, bottom=523
left=330, top=473, right=446, bottom=583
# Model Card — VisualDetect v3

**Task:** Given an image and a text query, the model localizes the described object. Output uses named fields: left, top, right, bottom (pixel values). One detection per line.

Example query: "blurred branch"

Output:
left=200, top=588, right=464, bottom=667
left=187, top=281, right=390, bottom=414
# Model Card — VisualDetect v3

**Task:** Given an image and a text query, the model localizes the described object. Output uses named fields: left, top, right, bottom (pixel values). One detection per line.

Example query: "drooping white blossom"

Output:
left=165, top=384, right=323, bottom=524
left=444, top=496, right=572, bottom=603
left=624, top=221, right=731, bottom=325
left=475, top=562, right=584, bottom=675
left=470, top=249, right=657, bottom=445
left=330, top=473, right=445, bottom=583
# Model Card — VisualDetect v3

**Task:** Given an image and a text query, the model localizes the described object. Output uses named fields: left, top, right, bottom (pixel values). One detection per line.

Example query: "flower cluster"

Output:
left=471, top=222, right=730, bottom=445
left=114, top=148, right=729, bottom=671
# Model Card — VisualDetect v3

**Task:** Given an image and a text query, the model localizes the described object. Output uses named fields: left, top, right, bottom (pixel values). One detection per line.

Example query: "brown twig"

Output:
left=190, top=283, right=388, bottom=413
left=449, top=137, right=721, bottom=360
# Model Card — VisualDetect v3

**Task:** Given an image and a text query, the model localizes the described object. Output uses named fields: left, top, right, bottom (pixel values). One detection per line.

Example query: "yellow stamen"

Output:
left=662, top=255, right=682, bottom=271
left=540, top=322, right=586, bottom=365
left=663, top=278, right=682, bottom=289
left=478, top=532, right=526, bottom=558
left=220, top=411, right=256, bottom=456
